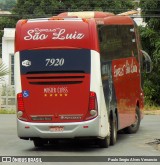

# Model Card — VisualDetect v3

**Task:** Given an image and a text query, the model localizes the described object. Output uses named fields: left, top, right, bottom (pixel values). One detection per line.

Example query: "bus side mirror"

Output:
left=140, top=50, right=152, bottom=73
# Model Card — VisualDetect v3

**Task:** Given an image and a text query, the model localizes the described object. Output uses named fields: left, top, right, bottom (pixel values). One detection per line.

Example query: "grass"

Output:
left=0, top=109, right=16, bottom=114
left=144, top=104, right=160, bottom=111
left=144, top=104, right=160, bottom=115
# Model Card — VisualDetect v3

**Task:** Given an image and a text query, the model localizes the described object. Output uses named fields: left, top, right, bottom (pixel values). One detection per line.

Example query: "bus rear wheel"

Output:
left=110, top=115, right=117, bottom=145
left=124, top=106, right=140, bottom=134
left=98, top=136, right=110, bottom=148
left=33, top=139, right=45, bottom=148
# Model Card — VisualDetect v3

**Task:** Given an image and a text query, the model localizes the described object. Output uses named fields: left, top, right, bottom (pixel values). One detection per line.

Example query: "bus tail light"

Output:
left=84, top=91, right=98, bottom=121
left=17, top=93, right=28, bottom=121
left=21, top=19, right=28, bottom=25
left=17, top=93, right=24, bottom=110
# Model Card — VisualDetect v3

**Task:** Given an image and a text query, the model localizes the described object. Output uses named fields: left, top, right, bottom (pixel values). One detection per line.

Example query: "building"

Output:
left=133, top=8, right=147, bottom=27
left=1, top=28, right=16, bottom=110
left=0, top=11, right=11, bottom=15
left=2, top=28, right=15, bottom=85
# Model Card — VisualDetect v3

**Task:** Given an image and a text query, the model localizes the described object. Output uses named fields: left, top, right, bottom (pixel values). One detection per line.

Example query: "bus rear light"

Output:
left=89, top=92, right=98, bottom=111
left=82, top=18, right=88, bottom=23
left=83, top=126, right=89, bottom=128
left=90, top=110, right=97, bottom=116
left=17, top=111, right=23, bottom=118
left=84, top=91, right=98, bottom=121
left=49, top=17, right=64, bottom=20
left=21, top=19, right=28, bottom=25
left=17, top=93, right=28, bottom=121
left=17, top=93, right=24, bottom=111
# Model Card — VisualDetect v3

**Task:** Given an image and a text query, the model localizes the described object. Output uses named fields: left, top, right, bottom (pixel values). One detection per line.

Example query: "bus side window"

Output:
left=98, top=26, right=103, bottom=43
left=98, top=25, right=108, bottom=61
left=98, top=25, right=139, bottom=61
left=130, top=26, right=139, bottom=60
left=134, top=23, right=143, bottom=64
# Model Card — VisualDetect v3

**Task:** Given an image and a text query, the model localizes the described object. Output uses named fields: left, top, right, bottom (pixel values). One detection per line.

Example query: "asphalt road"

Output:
left=0, top=114, right=160, bottom=165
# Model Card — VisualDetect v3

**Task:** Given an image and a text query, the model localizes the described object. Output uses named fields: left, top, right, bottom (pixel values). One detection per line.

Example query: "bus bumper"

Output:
left=17, top=117, right=103, bottom=139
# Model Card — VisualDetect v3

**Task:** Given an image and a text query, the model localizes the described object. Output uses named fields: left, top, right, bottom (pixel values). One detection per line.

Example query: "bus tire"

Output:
left=98, top=136, right=110, bottom=148
left=124, top=106, right=140, bottom=134
left=33, top=139, right=44, bottom=148
left=110, top=115, right=117, bottom=145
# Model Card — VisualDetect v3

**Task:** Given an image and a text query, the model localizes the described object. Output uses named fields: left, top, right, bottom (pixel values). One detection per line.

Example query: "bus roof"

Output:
left=15, top=15, right=135, bottom=53
left=95, top=16, right=134, bottom=25
left=57, top=11, right=134, bottom=25
left=15, top=18, right=99, bottom=52
left=58, top=11, right=115, bottom=18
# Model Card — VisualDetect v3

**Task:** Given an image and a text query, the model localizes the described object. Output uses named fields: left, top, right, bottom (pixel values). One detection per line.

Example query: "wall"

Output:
left=2, top=28, right=15, bottom=84
left=1, top=28, right=16, bottom=110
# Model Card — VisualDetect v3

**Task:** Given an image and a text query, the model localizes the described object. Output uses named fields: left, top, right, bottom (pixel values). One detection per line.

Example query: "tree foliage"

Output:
left=13, top=0, right=134, bottom=17
left=0, top=0, right=16, bottom=11
left=0, top=0, right=134, bottom=58
left=0, top=61, right=9, bottom=80
left=140, top=0, right=160, bottom=105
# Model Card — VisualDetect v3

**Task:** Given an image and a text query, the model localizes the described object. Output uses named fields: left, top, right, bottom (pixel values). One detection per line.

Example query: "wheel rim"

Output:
left=110, top=117, right=117, bottom=145
left=131, top=113, right=138, bottom=128
left=114, top=121, right=117, bottom=140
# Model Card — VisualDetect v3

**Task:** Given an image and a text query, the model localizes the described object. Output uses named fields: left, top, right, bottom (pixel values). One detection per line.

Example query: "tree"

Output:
left=0, top=0, right=16, bottom=11
left=13, top=0, right=134, bottom=17
left=0, top=0, right=135, bottom=58
left=0, top=61, right=9, bottom=80
left=140, top=0, right=160, bottom=105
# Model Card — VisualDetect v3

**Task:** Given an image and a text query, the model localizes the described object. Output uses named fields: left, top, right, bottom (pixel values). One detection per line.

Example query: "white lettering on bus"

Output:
left=44, top=87, right=68, bottom=94
left=24, top=28, right=85, bottom=41
left=45, top=58, right=64, bottom=67
left=131, top=60, right=138, bottom=73
left=24, top=30, right=48, bottom=40
left=52, top=28, right=84, bottom=40
left=114, top=59, right=138, bottom=78
left=114, top=65, right=125, bottom=77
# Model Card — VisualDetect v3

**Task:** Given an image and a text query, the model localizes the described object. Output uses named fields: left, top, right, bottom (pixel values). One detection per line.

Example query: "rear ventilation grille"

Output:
left=27, top=76, right=85, bottom=79
left=29, top=81, right=83, bottom=85
left=26, top=71, right=85, bottom=74
left=26, top=73, right=85, bottom=85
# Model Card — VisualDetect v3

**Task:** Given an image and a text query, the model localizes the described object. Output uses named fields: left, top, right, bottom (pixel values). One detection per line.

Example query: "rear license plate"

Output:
left=50, top=126, right=64, bottom=132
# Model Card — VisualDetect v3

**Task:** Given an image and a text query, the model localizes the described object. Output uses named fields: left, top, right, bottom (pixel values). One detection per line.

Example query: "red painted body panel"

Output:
left=103, top=16, right=134, bottom=25
left=112, top=57, right=143, bottom=129
left=15, top=19, right=99, bottom=53
left=21, top=73, right=90, bottom=123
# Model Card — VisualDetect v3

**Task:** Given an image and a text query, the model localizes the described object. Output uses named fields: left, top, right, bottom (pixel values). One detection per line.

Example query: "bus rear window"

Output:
left=20, top=49, right=91, bottom=74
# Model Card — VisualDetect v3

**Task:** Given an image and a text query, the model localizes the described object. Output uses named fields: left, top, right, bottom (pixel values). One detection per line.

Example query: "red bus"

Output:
left=14, top=12, right=151, bottom=148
